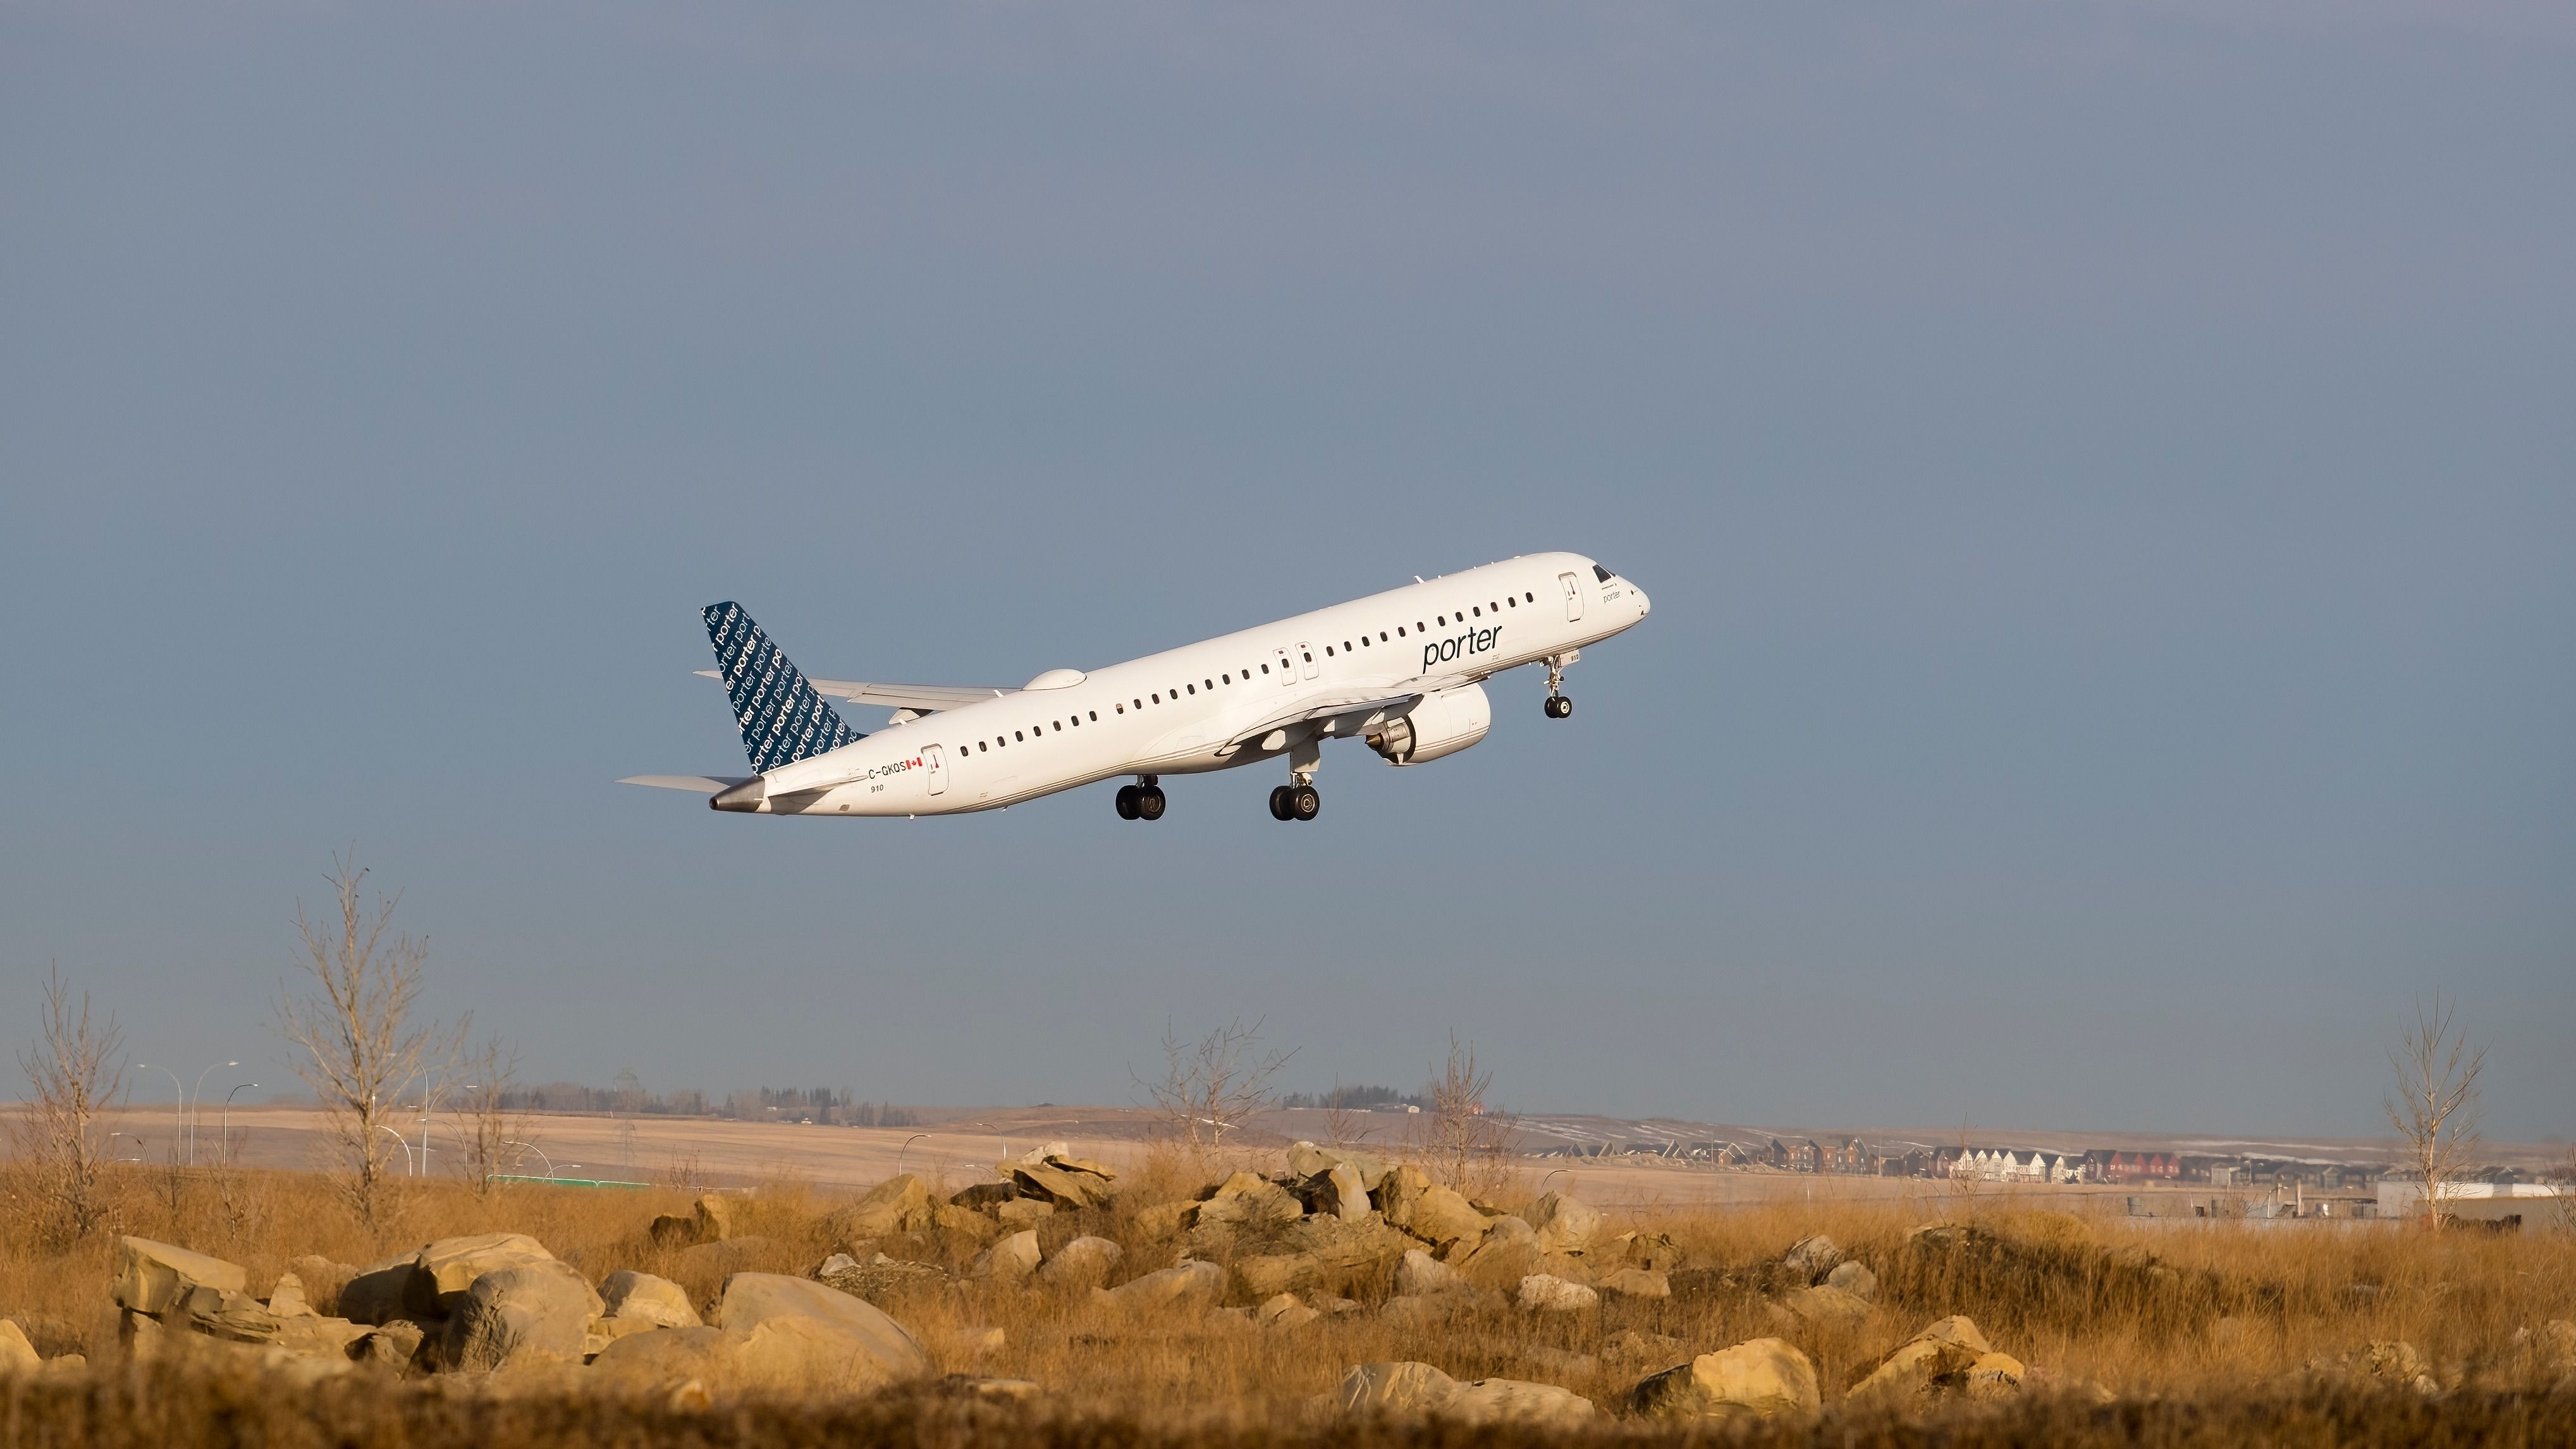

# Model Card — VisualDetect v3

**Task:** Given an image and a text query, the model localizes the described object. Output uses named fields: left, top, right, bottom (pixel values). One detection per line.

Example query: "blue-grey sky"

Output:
left=4, top=3, right=2569, bottom=1141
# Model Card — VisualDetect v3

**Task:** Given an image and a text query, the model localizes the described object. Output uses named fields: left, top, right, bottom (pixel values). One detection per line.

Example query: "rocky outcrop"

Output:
left=1627, top=1338, right=1820, bottom=1421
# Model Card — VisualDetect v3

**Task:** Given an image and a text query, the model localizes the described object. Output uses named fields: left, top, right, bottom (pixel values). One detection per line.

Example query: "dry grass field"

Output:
left=5, top=1142, right=2573, bottom=1448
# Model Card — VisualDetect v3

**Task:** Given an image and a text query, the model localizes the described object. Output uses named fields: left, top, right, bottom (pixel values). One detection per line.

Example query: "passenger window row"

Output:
left=946, top=589, right=1543, bottom=756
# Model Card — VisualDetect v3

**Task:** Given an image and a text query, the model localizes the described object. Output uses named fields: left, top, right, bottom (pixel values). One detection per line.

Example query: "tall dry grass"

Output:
left=4, top=1151, right=2572, bottom=1446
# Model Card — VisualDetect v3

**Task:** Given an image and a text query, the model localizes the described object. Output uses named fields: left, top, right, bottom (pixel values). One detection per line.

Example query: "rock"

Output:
left=950, top=1180, right=1019, bottom=1208
left=446, top=1260, right=604, bottom=1373
left=1103, top=1259, right=1225, bottom=1311
left=834, top=1175, right=935, bottom=1238
left=1232, top=1254, right=1316, bottom=1300
left=266, top=1272, right=316, bottom=1318
left=1395, top=1248, right=1463, bottom=1296
left=1776, top=1284, right=1872, bottom=1328
left=1371, top=1163, right=1431, bottom=1228
left=286, top=1256, right=353, bottom=1315
left=818, top=1254, right=859, bottom=1278
left=1525, top=1346, right=1600, bottom=1380
left=1848, top=1316, right=1996, bottom=1401
left=337, top=1254, right=416, bottom=1326
left=1781, top=1234, right=1842, bottom=1283
left=1319, top=1163, right=1373, bottom=1221
left=1627, top=1338, right=1821, bottom=1422
left=1517, top=1274, right=1599, bottom=1312
left=1257, top=1293, right=1322, bottom=1330
left=1612, top=1232, right=1683, bottom=1271
left=933, top=1203, right=1000, bottom=1246
left=1335, top=1361, right=1593, bottom=1425
left=1825, top=1259, right=1878, bottom=1301
left=995, top=1199, right=1055, bottom=1229
left=111, top=1237, right=247, bottom=1316
left=819, top=1254, right=947, bottom=1304
left=0, top=1321, right=39, bottom=1375
left=1038, top=1236, right=1124, bottom=1290
left=1964, top=1350, right=2026, bottom=1399
left=1534, top=1251, right=1595, bottom=1285
left=171, top=1286, right=282, bottom=1343
left=407, top=1233, right=556, bottom=1318
left=1525, top=1192, right=1604, bottom=1256
left=1598, top=1268, right=1671, bottom=1299
left=1195, top=1171, right=1304, bottom=1228
left=1446, top=1378, right=1598, bottom=1426
left=588, top=1316, right=665, bottom=1355
left=590, top=1323, right=731, bottom=1389
left=273, top=1315, right=369, bottom=1359
left=1451, top=1217, right=1543, bottom=1288
left=1287, top=1142, right=1390, bottom=1189
left=1404, top=1185, right=1489, bottom=1247
left=675, top=1237, right=775, bottom=1279
left=938, top=1374, right=1043, bottom=1400
left=967, top=1231, right=1041, bottom=1282
left=1340, top=1360, right=1461, bottom=1414
left=2312, top=1340, right=2440, bottom=1395
left=715, top=1273, right=931, bottom=1391
left=1131, top=1201, right=1192, bottom=1240
left=355, top=1319, right=427, bottom=1370
left=1010, top=1161, right=1113, bottom=1211
left=1603, top=1328, right=1688, bottom=1366
left=600, top=1271, right=700, bottom=1329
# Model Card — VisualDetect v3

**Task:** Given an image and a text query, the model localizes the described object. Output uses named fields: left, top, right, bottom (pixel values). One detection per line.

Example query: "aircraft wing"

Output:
left=1219, top=692, right=1422, bottom=752
left=619, top=774, right=756, bottom=792
left=693, top=670, right=1012, bottom=714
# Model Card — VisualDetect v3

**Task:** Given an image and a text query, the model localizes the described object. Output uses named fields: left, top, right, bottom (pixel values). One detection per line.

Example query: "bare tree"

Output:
left=8, top=965, right=128, bottom=1245
left=1413, top=1033, right=1516, bottom=1195
left=455, top=1034, right=534, bottom=1195
left=1322, top=1077, right=1377, bottom=1151
left=1136, top=1017, right=1296, bottom=1153
left=2385, top=995, right=2485, bottom=1228
left=273, top=850, right=463, bottom=1225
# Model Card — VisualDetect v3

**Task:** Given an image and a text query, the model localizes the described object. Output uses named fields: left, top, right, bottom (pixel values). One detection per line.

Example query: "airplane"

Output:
left=620, top=552, right=1650, bottom=822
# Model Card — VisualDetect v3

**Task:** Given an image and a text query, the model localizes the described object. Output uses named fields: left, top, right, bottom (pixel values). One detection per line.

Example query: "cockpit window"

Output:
left=1593, top=564, right=1614, bottom=582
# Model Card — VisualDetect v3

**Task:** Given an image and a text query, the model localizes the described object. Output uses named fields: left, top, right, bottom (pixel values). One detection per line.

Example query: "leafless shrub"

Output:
left=2384, top=994, right=2484, bottom=1226
left=7, top=964, right=128, bottom=1245
left=455, top=1034, right=535, bottom=1195
left=1322, top=1077, right=1377, bottom=1151
left=1411, top=1032, right=1515, bottom=1196
left=272, top=849, right=465, bottom=1225
left=1136, top=1017, right=1295, bottom=1154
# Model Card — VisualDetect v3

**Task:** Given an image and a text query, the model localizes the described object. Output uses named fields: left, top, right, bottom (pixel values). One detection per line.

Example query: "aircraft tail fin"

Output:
left=701, top=602, right=862, bottom=771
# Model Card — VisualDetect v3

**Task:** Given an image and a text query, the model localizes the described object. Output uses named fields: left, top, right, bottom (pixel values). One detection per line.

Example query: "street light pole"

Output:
left=191, top=1061, right=239, bottom=1165
left=138, top=1064, right=183, bottom=1160
left=221, top=1083, right=259, bottom=1161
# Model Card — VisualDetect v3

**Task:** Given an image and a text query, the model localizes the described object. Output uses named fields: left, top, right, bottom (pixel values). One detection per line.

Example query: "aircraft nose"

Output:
left=1633, top=584, right=1651, bottom=617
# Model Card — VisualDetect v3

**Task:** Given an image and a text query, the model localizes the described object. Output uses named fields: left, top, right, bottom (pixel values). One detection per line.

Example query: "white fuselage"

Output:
left=742, top=553, right=1648, bottom=816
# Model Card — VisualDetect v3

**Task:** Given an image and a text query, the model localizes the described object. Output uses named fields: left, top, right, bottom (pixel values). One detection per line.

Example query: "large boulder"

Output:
left=715, top=1273, right=929, bottom=1391
left=1036, top=1236, right=1124, bottom=1290
left=1776, top=1284, right=1872, bottom=1328
left=1318, top=1163, right=1373, bottom=1221
left=1287, top=1142, right=1390, bottom=1190
left=111, top=1237, right=247, bottom=1316
left=833, top=1174, right=935, bottom=1239
left=599, top=1271, right=700, bottom=1329
left=266, top=1272, right=316, bottom=1318
left=1598, top=1268, right=1671, bottom=1299
left=933, top=1202, right=1000, bottom=1247
left=407, top=1233, right=556, bottom=1318
left=1010, top=1158, right=1115, bottom=1210
left=1404, top=1186, right=1490, bottom=1249
left=1194, top=1172, right=1304, bottom=1229
left=1103, top=1260, right=1225, bottom=1311
left=336, top=1254, right=417, bottom=1326
left=1451, top=1216, right=1543, bottom=1288
left=1826, top=1260, right=1878, bottom=1300
left=1525, top=1192, right=1604, bottom=1256
left=1848, top=1316, right=1995, bottom=1402
left=1339, top=1360, right=1464, bottom=1414
left=1627, top=1338, right=1821, bottom=1421
left=445, top=1261, right=603, bottom=1373
left=590, top=1323, right=730, bottom=1388
left=1781, top=1234, right=1843, bottom=1283
left=1371, top=1164, right=1431, bottom=1228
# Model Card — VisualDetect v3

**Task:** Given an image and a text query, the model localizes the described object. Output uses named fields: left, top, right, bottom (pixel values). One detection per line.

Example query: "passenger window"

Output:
left=1204, top=678, right=1213, bottom=690
left=1379, top=632, right=1387, bottom=641
left=1417, top=621, right=1426, bottom=632
left=1489, top=602, right=1498, bottom=612
left=1360, top=636, right=1370, bottom=647
left=1344, top=640, right=1352, bottom=651
left=1436, top=614, right=1445, bottom=626
left=1524, top=591, right=1535, bottom=602
left=1115, top=704, right=1124, bottom=714
left=1014, top=731, right=1023, bottom=742
left=1324, top=646, right=1333, bottom=657
left=1222, top=673, right=1231, bottom=683
left=1088, top=711, right=1096, bottom=721
left=1395, top=628, right=1404, bottom=638
left=1260, top=664, right=1269, bottom=673
left=1301, top=651, right=1311, bottom=663
left=1134, top=698, right=1143, bottom=709
left=1185, top=683, right=1194, bottom=695
left=1471, top=606, right=1480, bottom=618
left=976, top=741, right=986, bottom=752
left=1151, top=693, right=1160, bottom=704
left=1507, top=596, right=1516, bottom=608
left=1052, top=721, right=1061, bottom=731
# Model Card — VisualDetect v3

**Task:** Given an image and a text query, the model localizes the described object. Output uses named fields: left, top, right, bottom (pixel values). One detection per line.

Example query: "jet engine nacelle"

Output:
left=1366, top=684, right=1491, bottom=765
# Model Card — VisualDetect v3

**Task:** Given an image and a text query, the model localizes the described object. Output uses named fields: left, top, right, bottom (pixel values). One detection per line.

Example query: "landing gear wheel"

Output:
left=1545, top=694, right=1574, bottom=719
left=1136, top=786, right=1167, bottom=821
left=1268, top=786, right=1295, bottom=821
left=1115, top=785, right=1143, bottom=819
left=1289, top=783, right=1321, bottom=821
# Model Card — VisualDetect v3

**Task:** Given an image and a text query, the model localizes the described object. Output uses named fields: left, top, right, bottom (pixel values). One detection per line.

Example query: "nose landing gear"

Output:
left=1115, top=776, right=1167, bottom=821
left=1544, top=694, right=1573, bottom=719
left=1543, top=652, right=1577, bottom=719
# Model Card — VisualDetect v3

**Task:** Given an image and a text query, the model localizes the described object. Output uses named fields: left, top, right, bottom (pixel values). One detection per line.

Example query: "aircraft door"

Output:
left=1274, top=645, right=1295, bottom=685
left=923, top=744, right=947, bottom=796
left=1297, top=642, right=1319, bottom=679
left=1559, top=571, right=1585, bottom=622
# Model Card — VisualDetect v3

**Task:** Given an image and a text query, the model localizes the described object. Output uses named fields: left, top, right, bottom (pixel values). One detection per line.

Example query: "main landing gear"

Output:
left=1114, top=776, right=1166, bottom=821
left=1268, top=783, right=1321, bottom=822
left=1543, top=652, right=1576, bottom=719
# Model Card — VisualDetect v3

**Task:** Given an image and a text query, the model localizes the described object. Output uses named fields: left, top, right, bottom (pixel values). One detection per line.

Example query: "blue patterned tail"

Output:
left=701, top=602, right=861, bottom=771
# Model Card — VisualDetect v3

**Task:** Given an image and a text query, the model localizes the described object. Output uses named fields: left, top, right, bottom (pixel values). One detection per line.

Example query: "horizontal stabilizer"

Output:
left=695, top=670, right=1010, bottom=714
left=618, top=774, right=755, bottom=793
